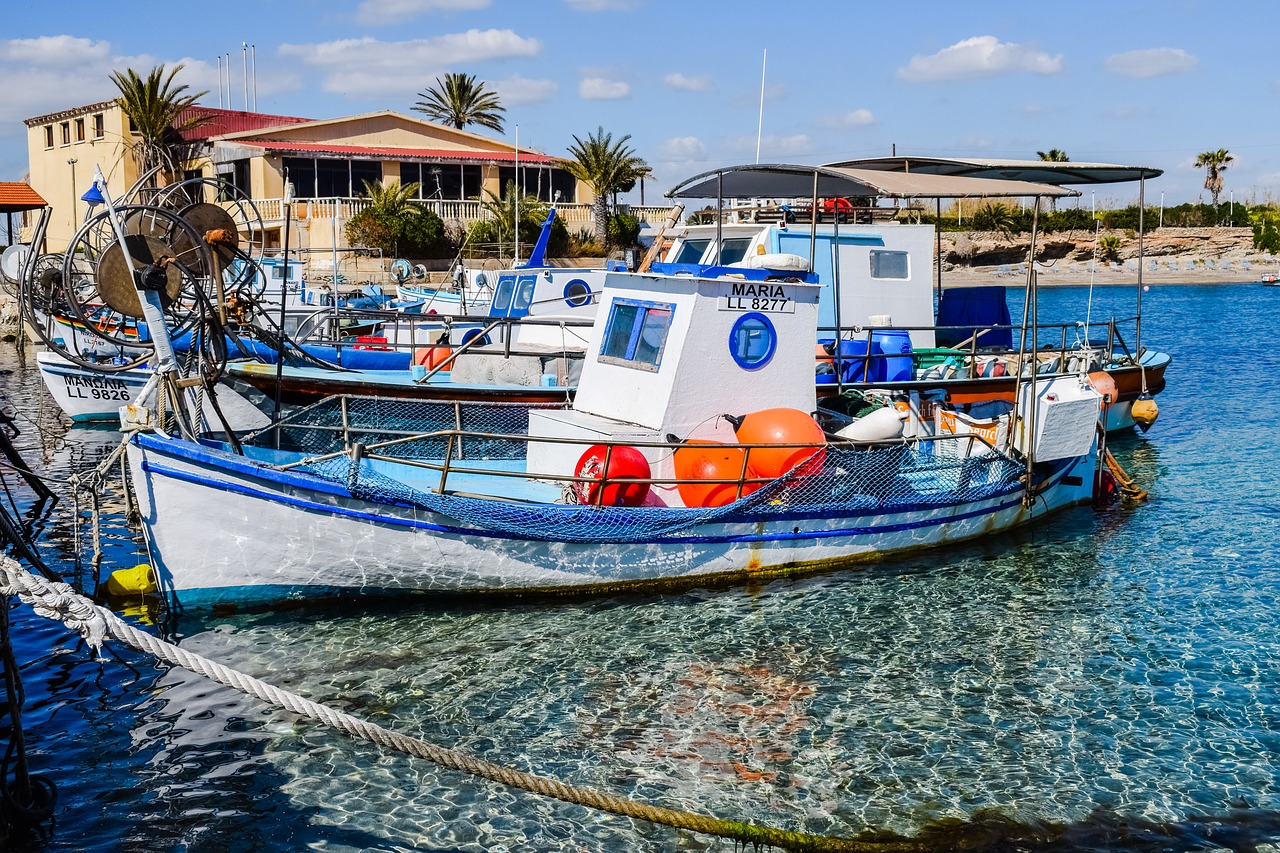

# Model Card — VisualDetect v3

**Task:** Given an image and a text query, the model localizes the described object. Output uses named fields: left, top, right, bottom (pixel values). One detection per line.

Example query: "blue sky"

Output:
left=3, top=0, right=1278, bottom=207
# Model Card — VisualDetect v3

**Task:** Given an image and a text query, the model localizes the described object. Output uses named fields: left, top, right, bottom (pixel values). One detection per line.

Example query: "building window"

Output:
left=400, top=162, right=482, bottom=200
left=93, top=114, right=104, bottom=139
left=74, top=118, right=85, bottom=142
left=60, top=122, right=70, bottom=146
left=43, top=126, right=54, bottom=149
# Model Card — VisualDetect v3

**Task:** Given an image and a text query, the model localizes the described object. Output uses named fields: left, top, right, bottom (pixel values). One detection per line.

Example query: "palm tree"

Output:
left=413, top=73, right=505, bottom=133
left=1194, top=149, right=1234, bottom=207
left=1037, top=149, right=1069, bottom=211
left=563, top=126, right=649, bottom=245
left=361, top=179, right=423, bottom=218
left=110, top=64, right=210, bottom=186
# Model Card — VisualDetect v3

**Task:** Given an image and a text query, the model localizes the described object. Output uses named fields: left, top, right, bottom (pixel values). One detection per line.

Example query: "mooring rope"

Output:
left=0, top=556, right=923, bottom=853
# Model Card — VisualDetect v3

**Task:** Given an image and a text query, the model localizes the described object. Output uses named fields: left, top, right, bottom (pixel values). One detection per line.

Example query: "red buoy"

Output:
left=727, top=408, right=826, bottom=479
left=574, top=444, right=651, bottom=506
left=673, top=440, right=760, bottom=508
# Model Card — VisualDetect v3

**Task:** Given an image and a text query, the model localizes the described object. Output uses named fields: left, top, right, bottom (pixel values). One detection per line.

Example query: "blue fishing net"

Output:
left=281, top=402, right=1025, bottom=543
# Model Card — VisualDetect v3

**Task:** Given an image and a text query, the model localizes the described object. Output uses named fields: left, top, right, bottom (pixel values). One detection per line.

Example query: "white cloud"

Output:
left=822, top=109, right=875, bottom=129
left=659, top=136, right=707, bottom=162
left=897, top=36, right=1062, bottom=82
left=1104, top=48, right=1197, bottom=78
left=0, top=35, right=112, bottom=64
left=664, top=72, right=713, bottom=93
left=563, top=0, right=635, bottom=10
left=356, top=0, right=490, bottom=25
left=579, top=77, right=629, bottom=99
left=279, top=30, right=540, bottom=96
left=492, top=74, right=557, bottom=104
left=723, top=133, right=812, bottom=160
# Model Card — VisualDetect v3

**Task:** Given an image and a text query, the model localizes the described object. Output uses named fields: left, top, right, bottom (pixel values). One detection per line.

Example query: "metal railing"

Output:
left=249, top=197, right=681, bottom=228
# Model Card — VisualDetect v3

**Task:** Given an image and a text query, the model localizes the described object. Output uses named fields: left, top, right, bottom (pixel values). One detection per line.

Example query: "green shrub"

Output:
left=345, top=206, right=450, bottom=258
left=606, top=212, right=641, bottom=249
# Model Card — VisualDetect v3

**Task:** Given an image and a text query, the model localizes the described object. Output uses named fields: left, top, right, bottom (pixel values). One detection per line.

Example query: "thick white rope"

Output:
left=0, top=555, right=888, bottom=852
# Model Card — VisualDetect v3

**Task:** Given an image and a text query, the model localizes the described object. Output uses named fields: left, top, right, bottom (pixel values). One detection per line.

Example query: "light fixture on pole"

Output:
left=67, top=158, right=78, bottom=222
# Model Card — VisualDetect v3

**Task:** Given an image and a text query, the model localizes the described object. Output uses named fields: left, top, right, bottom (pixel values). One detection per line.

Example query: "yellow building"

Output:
left=24, top=101, right=593, bottom=253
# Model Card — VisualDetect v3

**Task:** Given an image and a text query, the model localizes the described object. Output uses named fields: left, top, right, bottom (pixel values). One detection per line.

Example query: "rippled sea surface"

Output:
left=4, top=282, right=1280, bottom=852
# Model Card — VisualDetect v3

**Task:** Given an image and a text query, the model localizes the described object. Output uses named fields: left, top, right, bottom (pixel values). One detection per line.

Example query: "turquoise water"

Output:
left=4, top=283, right=1280, bottom=851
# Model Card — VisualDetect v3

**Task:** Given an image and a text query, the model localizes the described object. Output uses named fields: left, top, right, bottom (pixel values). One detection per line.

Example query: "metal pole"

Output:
left=514, top=125, right=520, bottom=265
left=807, top=170, right=818, bottom=273
left=242, top=43, right=248, bottom=110
left=217, top=56, right=222, bottom=108
left=715, top=171, right=723, bottom=265
left=1136, top=177, right=1145, bottom=356
left=273, top=199, right=292, bottom=420
left=251, top=44, right=257, bottom=111
left=755, top=49, right=766, bottom=164
left=935, top=197, right=942, bottom=314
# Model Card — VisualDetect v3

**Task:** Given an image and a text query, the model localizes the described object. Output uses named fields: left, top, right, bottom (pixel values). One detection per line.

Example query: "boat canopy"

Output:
left=827, top=157, right=1162, bottom=185
left=665, top=163, right=1079, bottom=201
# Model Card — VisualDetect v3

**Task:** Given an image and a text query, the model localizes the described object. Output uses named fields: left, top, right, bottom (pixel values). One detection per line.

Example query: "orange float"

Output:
left=1087, top=370, right=1118, bottom=404
left=413, top=345, right=453, bottom=371
left=573, top=444, right=651, bottom=506
left=673, top=440, right=760, bottom=508
left=724, top=408, right=826, bottom=479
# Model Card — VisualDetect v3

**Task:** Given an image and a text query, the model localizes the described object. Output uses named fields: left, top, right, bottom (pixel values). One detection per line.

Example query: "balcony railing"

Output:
left=250, top=198, right=681, bottom=229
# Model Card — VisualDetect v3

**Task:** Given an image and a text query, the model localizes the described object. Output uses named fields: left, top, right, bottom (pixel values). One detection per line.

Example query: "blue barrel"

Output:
left=872, top=329, right=913, bottom=382
left=817, top=338, right=887, bottom=383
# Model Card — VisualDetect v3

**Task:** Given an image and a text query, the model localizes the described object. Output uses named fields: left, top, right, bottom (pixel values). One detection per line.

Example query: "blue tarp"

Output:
left=936, top=287, right=1012, bottom=349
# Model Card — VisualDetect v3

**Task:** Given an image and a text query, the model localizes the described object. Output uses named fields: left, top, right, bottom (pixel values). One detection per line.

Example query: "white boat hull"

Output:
left=36, top=351, right=271, bottom=430
left=127, top=434, right=1096, bottom=610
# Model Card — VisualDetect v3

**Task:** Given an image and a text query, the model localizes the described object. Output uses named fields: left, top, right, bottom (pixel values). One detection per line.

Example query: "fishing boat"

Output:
left=126, top=242, right=1105, bottom=610
left=34, top=350, right=271, bottom=428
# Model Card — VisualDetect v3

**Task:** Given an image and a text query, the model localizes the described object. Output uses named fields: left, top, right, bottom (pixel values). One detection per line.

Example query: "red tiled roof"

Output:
left=234, top=139, right=563, bottom=165
left=179, top=106, right=313, bottom=140
left=0, top=183, right=47, bottom=211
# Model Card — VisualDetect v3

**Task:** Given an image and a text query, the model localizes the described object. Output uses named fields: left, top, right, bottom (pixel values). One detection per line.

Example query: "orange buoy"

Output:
left=573, top=444, right=651, bottom=506
left=1087, top=370, right=1118, bottom=404
left=413, top=345, right=452, bottom=370
left=673, top=440, right=760, bottom=508
left=725, top=408, right=826, bottom=479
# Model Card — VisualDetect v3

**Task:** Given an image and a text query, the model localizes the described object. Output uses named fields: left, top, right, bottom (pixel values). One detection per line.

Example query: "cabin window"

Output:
left=93, top=114, right=105, bottom=139
left=43, top=125, right=54, bottom=148
left=491, top=276, right=516, bottom=313
left=563, top=279, right=593, bottom=307
left=870, top=250, right=909, bottom=280
left=728, top=312, right=777, bottom=370
left=672, top=238, right=711, bottom=265
left=511, top=275, right=536, bottom=316
left=717, top=238, right=753, bottom=265
left=270, top=262, right=300, bottom=281
left=599, top=298, right=675, bottom=372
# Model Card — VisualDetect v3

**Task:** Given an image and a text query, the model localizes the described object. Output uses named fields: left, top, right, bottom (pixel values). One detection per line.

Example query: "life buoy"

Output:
left=573, top=444, right=651, bottom=506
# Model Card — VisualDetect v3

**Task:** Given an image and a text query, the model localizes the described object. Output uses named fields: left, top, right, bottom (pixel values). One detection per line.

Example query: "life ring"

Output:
left=390, top=259, right=412, bottom=282
left=460, top=328, right=491, bottom=347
